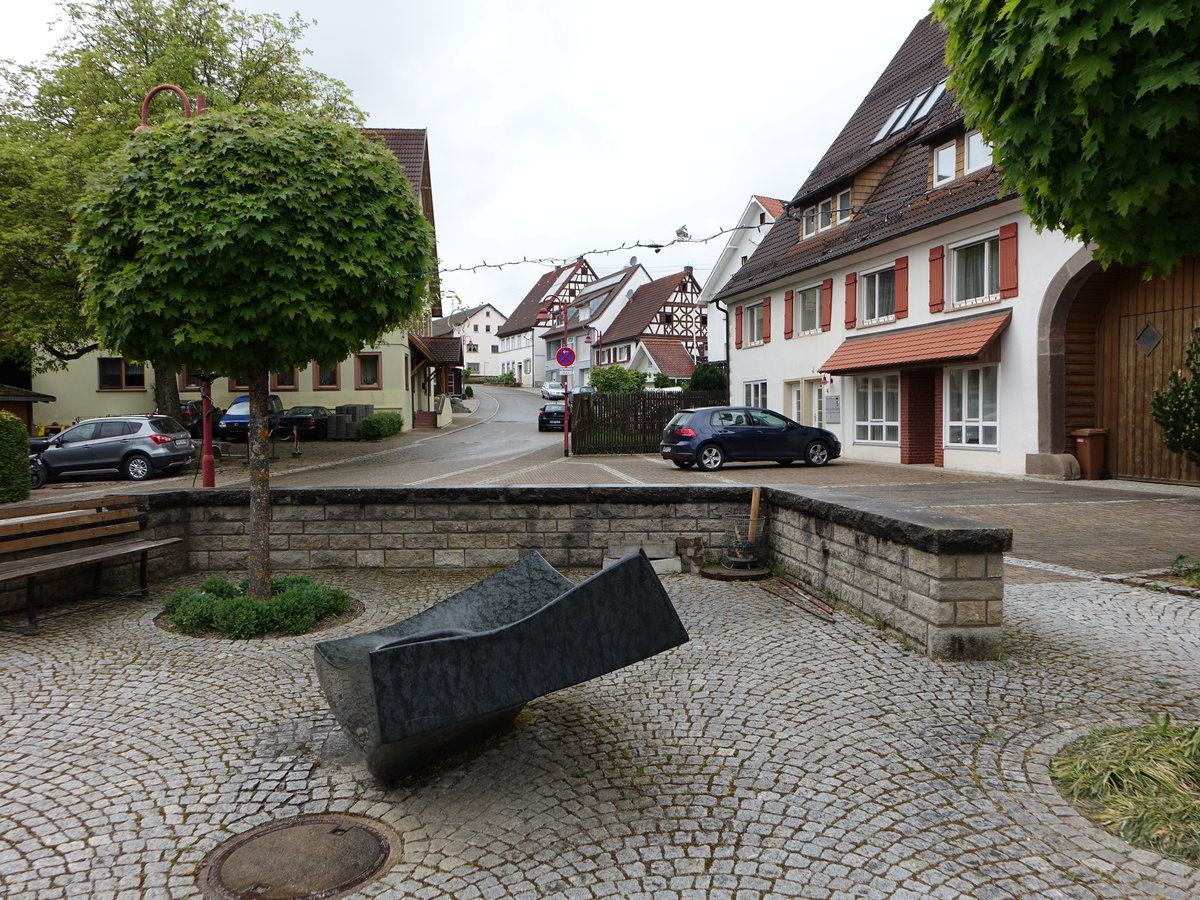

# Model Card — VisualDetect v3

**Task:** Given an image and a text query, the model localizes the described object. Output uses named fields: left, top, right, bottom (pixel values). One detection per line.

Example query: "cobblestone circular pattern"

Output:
left=198, top=813, right=401, bottom=900
left=2, top=568, right=1199, bottom=898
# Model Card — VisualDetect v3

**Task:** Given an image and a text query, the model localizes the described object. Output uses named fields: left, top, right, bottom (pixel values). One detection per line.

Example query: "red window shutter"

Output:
left=929, top=245, right=945, bottom=312
left=894, top=256, right=909, bottom=319
left=999, top=222, right=1019, bottom=298
left=734, top=305, right=743, bottom=349
left=820, top=279, right=833, bottom=331
left=784, top=290, right=794, bottom=339
left=762, top=297, right=772, bottom=343
left=844, top=273, right=857, bottom=330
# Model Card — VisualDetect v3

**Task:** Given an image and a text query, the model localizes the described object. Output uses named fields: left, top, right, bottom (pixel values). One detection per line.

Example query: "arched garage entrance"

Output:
left=1040, top=251, right=1200, bottom=484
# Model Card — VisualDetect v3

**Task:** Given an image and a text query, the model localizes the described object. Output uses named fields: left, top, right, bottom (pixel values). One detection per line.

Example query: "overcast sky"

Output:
left=2, top=0, right=935, bottom=316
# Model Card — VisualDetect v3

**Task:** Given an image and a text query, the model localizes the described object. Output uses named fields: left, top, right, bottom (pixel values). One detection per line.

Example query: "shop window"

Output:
left=946, top=365, right=998, bottom=447
left=854, top=374, right=900, bottom=443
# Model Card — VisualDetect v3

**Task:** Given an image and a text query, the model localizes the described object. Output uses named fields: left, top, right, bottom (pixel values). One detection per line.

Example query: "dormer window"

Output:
left=873, top=81, right=945, bottom=144
left=934, top=142, right=956, bottom=186
left=801, top=189, right=853, bottom=239
left=965, top=130, right=993, bottom=173
left=933, top=130, right=994, bottom=187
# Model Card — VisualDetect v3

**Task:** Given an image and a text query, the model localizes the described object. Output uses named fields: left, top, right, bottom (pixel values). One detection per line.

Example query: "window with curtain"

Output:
left=854, top=374, right=900, bottom=442
left=946, top=365, right=998, bottom=447
left=953, top=236, right=1000, bottom=306
left=860, top=267, right=896, bottom=324
left=799, top=286, right=820, bottom=333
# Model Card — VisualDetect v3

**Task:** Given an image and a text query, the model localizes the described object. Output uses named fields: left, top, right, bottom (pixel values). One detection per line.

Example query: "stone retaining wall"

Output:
left=5, top=487, right=1010, bottom=660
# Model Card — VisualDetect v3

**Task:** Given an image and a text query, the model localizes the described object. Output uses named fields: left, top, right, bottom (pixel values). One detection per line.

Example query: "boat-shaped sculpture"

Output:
left=314, top=550, right=690, bottom=780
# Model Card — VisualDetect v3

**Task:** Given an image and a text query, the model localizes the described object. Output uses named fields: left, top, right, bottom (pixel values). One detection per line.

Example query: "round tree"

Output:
left=74, top=107, right=435, bottom=596
left=933, top=1, right=1200, bottom=275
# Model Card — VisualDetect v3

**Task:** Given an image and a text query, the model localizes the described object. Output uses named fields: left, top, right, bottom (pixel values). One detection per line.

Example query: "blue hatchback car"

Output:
left=660, top=406, right=841, bottom=471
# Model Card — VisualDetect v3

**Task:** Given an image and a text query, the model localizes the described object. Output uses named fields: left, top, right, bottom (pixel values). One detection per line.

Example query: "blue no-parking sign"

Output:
left=556, top=346, right=576, bottom=367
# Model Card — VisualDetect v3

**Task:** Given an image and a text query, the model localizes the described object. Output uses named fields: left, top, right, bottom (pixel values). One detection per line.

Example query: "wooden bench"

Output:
left=0, top=496, right=182, bottom=634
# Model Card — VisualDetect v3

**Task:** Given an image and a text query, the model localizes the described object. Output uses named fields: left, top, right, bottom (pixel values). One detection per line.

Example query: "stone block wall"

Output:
left=765, top=488, right=1010, bottom=660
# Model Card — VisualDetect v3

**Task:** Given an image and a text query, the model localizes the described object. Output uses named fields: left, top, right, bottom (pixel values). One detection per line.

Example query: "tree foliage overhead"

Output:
left=0, top=0, right=360, bottom=371
left=933, top=0, right=1200, bottom=276
left=73, top=107, right=433, bottom=376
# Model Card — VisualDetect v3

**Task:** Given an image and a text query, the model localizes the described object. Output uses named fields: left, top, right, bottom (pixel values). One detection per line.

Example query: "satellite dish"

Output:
left=629, top=256, right=637, bottom=266
left=626, top=289, right=634, bottom=299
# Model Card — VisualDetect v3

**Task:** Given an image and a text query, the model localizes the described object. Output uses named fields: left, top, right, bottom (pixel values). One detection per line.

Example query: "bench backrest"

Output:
left=0, top=497, right=143, bottom=559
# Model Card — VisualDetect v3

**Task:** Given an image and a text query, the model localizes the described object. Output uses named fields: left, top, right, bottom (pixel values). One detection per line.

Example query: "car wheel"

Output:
left=30, top=464, right=46, bottom=490
left=672, top=460, right=695, bottom=469
left=538, top=424, right=545, bottom=432
left=805, top=441, right=831, bottom=467
left=777, top=459, right=795, bottom=466
left=123, top=453, right=154, bottom=481
left=697, top=443, right=725, bottom=471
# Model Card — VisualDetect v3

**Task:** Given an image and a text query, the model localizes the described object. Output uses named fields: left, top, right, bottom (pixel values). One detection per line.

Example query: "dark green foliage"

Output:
left=73, top=107, right=435, bottom=377
left=358, top=412, right=405, bottom=440
left=463, top=386, right=474, bottom=399
left=688, top=363, right=727, bottom=392
left=497, top=372, right=517, bottom=385
left=162, top=575, right=351, bottom=638
left=653, top=373, right=673, bottom=389
left=934, top=0, right=1200, bottom=276
left=590, top=365, right=646, bottom=393
left=1151, top=325, right=1200, bottom=466
left=0, top=411, right=30, bottom=504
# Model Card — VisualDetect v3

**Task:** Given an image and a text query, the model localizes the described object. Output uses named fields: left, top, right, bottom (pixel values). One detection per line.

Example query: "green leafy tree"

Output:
left=933, top=0, right=1200, bottom=276
left=73, top=108, right=434, bottom=597
left=688, top=363, right=727, bottom=392
left=590, top=365, right=646, bottom=394
left=0, top=0, right=359, bottom=416
left=1151, top=324, right=1200, bottom=467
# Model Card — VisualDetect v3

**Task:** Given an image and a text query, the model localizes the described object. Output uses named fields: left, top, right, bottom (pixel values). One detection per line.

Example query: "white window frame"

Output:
left=854, top=373, right=900, bottom=444
left=950, top=233, right=1001, bottom=308
left=744, top=381, right=767, bottom=408
left=802, top=205, right=817, bottom=238
left=965, top=130, right=992, bottom=173
left=945, top=364, right=999, bottom=448
left=797, top=285, right=821, bottom=334
left=836, top=189, right=852, bottom=224
left=745, top=302, right=765, bottom=346
left=859, top=266, right=896, bottom=326
left=934, top=141, right=957, bottom=186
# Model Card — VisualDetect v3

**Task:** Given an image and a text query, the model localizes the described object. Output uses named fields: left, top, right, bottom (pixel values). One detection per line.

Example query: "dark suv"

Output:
left=660, top=406, right=841, bottom=471
left=217, top=394, right=285, bottom=440
left=36, top=415, right=194, bottom=482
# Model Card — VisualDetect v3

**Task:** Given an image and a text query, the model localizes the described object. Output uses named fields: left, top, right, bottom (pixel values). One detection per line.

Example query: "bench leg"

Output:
left=25, top=577, right=39, bottom=635
left=140, top=551, right=149, bottom=598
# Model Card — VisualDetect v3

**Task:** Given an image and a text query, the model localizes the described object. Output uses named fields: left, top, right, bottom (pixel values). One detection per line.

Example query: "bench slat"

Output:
left=0, top=506, right=140, bottom=540
left=0, top=496, right=138, bottom=522
left=0, top=536, right=182, bottom=582
left=0, top=520, right=142, bottom=556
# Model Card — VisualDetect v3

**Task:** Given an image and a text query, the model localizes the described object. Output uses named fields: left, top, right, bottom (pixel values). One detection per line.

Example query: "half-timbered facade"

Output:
left=497, top=259, right=598, bottom=388
left=593, top=269, right=707, bottom=383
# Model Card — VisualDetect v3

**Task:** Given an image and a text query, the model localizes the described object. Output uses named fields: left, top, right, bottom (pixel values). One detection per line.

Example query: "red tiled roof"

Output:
left=753, top=196, right=786, bottom=220
left=820, top=311, right=1011, bottom=374
left=363, top=128, right=427, bottom=196
left=497, top=260, right=595, bottom=337
left=640, top=338, right=696, bottom=379
left=409, top=333, right=464, bottom=366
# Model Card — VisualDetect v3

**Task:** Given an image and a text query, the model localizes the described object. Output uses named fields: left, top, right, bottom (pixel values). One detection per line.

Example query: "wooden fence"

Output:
left=570, top=390, right=728, bottom=454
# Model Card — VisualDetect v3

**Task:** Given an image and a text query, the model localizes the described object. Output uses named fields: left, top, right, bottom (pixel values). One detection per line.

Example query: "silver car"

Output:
left=36, top=415, right=195, bottom=482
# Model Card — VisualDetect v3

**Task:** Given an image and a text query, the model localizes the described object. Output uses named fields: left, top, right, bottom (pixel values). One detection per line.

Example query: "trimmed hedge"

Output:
left=358, top=411, right=404, bottom=440
left=0, top=411, right=30, bottom=504
left=161, top=574, right=352, bottom=638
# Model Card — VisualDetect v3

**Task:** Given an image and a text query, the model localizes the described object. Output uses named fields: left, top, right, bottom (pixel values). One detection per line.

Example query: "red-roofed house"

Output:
left=593, top=269, right=706, bottom=385
left=714, top=15, right=1200, bottom=483
left=496, top=260, right=597, bottom=388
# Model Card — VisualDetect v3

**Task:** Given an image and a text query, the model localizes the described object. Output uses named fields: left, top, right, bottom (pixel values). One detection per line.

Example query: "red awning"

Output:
left=820, top=311, right=1011, bottom=374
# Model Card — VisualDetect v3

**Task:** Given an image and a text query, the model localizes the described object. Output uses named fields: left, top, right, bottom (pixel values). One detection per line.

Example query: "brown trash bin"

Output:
left=1071, top=428, right=1109, bottom=480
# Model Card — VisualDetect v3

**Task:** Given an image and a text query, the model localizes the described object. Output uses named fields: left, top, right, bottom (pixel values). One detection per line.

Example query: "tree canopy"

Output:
left=73, top=107, right=434, bottom=596
left=933, top=0, right=1200, bottom=276
left=0, top=0, right=360, bottom=372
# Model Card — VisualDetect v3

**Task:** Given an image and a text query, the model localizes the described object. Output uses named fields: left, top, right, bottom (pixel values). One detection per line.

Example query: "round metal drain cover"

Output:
left=199, top=814, right=400, bottom=900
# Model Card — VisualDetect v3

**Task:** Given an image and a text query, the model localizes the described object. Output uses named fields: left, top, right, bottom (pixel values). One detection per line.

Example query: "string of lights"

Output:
left=435, top=170, right=1003, bottom=279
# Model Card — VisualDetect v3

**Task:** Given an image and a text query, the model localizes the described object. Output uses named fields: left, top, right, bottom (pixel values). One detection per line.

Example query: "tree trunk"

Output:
left=247, top=361, right=272, bottom=600
left=153, top=360, right=182, bottom=419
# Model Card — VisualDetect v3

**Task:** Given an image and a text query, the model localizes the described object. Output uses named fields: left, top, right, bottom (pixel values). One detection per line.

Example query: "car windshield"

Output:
left=225, top=401, right=250, bottom=416
left=543, top=403, right=565, bottom=412
left=284, top=407, right=320, bottom=416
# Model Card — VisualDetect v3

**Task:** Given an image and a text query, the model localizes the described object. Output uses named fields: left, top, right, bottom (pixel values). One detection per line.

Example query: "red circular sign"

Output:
left=556, top=346, right=576, bottom=367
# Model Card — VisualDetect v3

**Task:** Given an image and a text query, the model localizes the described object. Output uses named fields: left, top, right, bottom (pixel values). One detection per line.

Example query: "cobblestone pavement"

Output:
left=3, top=560, right=1199, bottom=899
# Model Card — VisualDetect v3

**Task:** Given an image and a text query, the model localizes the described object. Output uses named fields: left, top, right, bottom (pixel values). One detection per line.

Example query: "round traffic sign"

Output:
left=556, top=346, right=576, bottom=367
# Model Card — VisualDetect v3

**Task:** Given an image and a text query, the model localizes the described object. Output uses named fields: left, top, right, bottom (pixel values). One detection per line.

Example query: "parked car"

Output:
left=537, top=402, right=566, bottom=431
left=36, top=415, right=194, bottom=482
left=155, top=398, right=224, bottom=438
left=275, top=405, right=333, bottom=439
left=217, top=394, right=285, bottom=440
left=660, top=406, right=841, bottom=471
left=568, top=384, right=597, bottom=407
left=540, top=381, right=566, bottom=400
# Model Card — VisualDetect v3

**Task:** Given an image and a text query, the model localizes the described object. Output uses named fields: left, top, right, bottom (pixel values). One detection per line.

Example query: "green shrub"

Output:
left=498, top=372, right=516, bottom=385
left=162, top=575, right=351, bottom=638
left=689, top=363, right=727, bottom=391
left=358, top=411, right=404, bottom=440
left=0, top=411, right=30, bottom=504
left=463, top=386, right=474, bottom=399
left=653, top=372, right=673, bottom=388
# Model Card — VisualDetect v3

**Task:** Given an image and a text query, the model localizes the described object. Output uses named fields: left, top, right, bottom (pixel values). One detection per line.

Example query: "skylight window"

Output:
left=872, top=81, right=946, bottom=144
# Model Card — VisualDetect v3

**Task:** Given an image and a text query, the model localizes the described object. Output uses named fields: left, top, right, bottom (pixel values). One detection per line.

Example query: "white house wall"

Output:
left=728, top=203, right=1084, bottom=476
left=700, top=198, right=777, bottom=363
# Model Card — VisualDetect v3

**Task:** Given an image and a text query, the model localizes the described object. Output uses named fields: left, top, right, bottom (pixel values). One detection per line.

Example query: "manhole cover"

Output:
left=199, top=814, right=401, bottom=900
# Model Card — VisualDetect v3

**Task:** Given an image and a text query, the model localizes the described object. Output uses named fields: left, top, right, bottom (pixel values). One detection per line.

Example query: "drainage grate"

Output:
left=198, top=814, right=401, bottom=900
